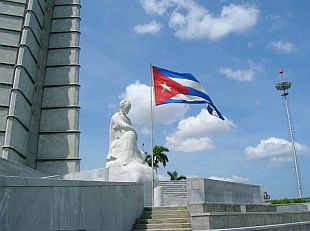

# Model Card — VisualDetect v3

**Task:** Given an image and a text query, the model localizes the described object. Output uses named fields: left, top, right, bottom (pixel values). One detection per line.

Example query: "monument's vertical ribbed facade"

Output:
left=0, top=0, right=81, bottom=174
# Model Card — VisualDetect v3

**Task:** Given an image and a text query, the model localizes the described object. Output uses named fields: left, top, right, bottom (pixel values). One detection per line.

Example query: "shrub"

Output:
left=271, top=198, right=310, bottom=204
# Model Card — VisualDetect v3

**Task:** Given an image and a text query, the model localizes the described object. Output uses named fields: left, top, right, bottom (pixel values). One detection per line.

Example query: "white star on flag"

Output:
left=159, top=82, right=171, bottom=92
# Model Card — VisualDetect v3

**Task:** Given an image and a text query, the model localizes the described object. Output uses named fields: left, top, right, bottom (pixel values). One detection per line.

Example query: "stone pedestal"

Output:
left=154, top=186, right=164, bottom=207
left=108, top=163, right=158, bottom=206
left=60, top=165, right=158, bottom=206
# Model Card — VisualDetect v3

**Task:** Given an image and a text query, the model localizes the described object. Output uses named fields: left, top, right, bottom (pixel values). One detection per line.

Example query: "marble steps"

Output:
left=159, top=184, right=187, bottom=187
left=142, top=210, right=190, bottom=216
left=132, top=206, right=192, bottom=231
left=159, top=181, right=187, bottom=184
left=160, top=186, right=187, bottom=189
left=159, top=185, right=187, bottom=188
left=135, top=218, right=191, bottom=224
left=159, top=181, right=187, bottom=188
left=144, top=206, right=188, bottom=211
left=159, top=181, right=188, bottom=199
left=141, top=212, right=189, bottom=219
left=134, top=223, right=192, bottom=229
left=132, top=229, right=192, bottom=231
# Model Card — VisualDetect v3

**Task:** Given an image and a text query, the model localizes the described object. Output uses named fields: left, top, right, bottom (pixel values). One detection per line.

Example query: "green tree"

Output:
left=145, top=145, right=169, bottom=172
left=167, top=170, right=187, bottom=181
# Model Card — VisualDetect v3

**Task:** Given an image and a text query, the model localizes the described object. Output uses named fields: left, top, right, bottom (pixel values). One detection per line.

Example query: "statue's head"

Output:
left=120, top=100, right=131, bottom=115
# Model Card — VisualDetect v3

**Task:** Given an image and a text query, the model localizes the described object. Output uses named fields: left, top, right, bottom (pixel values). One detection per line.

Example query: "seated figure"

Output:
left=106, top=100, right=145, bottom=168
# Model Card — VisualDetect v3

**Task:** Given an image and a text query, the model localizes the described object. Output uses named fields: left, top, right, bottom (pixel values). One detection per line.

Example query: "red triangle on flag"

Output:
left=152, top=67, right=189, bottom=105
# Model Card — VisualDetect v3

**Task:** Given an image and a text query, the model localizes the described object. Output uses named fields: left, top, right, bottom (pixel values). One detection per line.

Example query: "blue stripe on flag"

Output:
left=155, top=66, right=199, bottom=82
left=159, top=99, right=209, bottom=105
left=207, top=104, right=225, bottom=120
left=186, top=87, right=213, bottom=104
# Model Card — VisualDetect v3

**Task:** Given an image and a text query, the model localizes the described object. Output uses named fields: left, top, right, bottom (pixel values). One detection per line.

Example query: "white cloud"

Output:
left=219, top=60, right=263, bottom=82
left=245, top=137, right=308, bottom=167
left=166, top=136, right=214, bottom=152
left=139, top=0, right=173, bottom=15
left=138, top=1, right=259, bottom=40
left=208, top=175, right=249, bottom=183
left=169, top=2, right=259, bottom=40
left=268, top=41, right=296, bottom=54
left=134, top=20, right=162, bottom=34
left=166, top=108, right=235, bottom=152
left=219, top=68, right=254, bottom=81
left=120, top=81, right=187, bottom=125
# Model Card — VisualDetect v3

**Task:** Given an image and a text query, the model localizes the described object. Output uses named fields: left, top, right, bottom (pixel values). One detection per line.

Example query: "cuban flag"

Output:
left=152, top=66, right=225, bottom=120
left=207, top=104, right=225, bottom=120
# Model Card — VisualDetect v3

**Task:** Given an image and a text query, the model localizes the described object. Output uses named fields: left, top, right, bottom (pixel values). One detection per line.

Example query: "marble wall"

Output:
left=187, top=178, right=263, bottom=204
left=0, top=0, right=81, bottom=175
left=0, top=176, right=144, bottom=231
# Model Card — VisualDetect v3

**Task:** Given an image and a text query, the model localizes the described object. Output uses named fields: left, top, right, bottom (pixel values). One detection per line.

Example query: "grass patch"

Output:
left=271, top=198, right=310, bottom=204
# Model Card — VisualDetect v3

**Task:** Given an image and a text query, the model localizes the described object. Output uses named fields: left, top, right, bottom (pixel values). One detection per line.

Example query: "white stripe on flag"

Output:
left=169, top=78, right=207, bottom=94
left=170, top=94, right=208, bottom=102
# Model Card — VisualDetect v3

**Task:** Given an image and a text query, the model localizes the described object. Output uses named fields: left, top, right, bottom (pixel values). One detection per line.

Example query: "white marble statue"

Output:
left=106, top=100, right=146, bottom=168
left=105, top=100, right=158, bottom=206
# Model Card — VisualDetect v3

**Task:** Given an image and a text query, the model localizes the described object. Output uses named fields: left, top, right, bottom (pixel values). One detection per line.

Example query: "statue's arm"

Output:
left=112, top=116, right=136, bottom=132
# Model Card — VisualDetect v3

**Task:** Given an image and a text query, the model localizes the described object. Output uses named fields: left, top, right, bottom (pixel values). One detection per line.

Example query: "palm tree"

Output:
left=167, top=170, right=186, bottom=181
left=145, top=145, right=169, bottom=172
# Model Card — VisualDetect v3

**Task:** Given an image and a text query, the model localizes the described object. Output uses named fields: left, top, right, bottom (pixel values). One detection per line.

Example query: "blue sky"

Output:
left=79, top=0, right=310, bottom=199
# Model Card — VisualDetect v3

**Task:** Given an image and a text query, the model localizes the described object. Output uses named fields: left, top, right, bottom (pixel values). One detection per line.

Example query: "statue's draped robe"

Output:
left=107, top=112, right=144, bottom=166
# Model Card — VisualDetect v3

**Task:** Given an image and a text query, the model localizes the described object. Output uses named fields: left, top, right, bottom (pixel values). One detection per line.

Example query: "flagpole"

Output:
left=150, top=64, right=155, bottom=206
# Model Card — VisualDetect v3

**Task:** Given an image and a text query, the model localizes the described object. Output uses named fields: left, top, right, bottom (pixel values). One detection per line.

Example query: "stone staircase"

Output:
left=159, top=180, right=188, bottom=206
left=132, top=206, right=192, bottom=231
left=159, top=180, right=187, bottom=198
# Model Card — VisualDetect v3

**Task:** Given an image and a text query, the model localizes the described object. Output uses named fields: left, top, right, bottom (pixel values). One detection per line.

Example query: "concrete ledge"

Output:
left=207, top=220, right=310, bottom=230
left=189, top=202, right=277, bottom=213
left=191, top=211, right=310, bottom=230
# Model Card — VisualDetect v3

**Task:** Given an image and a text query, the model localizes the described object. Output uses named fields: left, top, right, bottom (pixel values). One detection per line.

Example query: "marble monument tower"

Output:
left=0, top=0, right=81, bottom=174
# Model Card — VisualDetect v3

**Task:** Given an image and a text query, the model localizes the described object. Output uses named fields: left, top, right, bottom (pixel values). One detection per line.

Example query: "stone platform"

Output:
left=0, top=175, right=144, bottom=231
left=0, top=157, right=47, bottom=177
left=191, top=211, right=310, bottom=230
left=57, top=166, right=157, bottom=206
